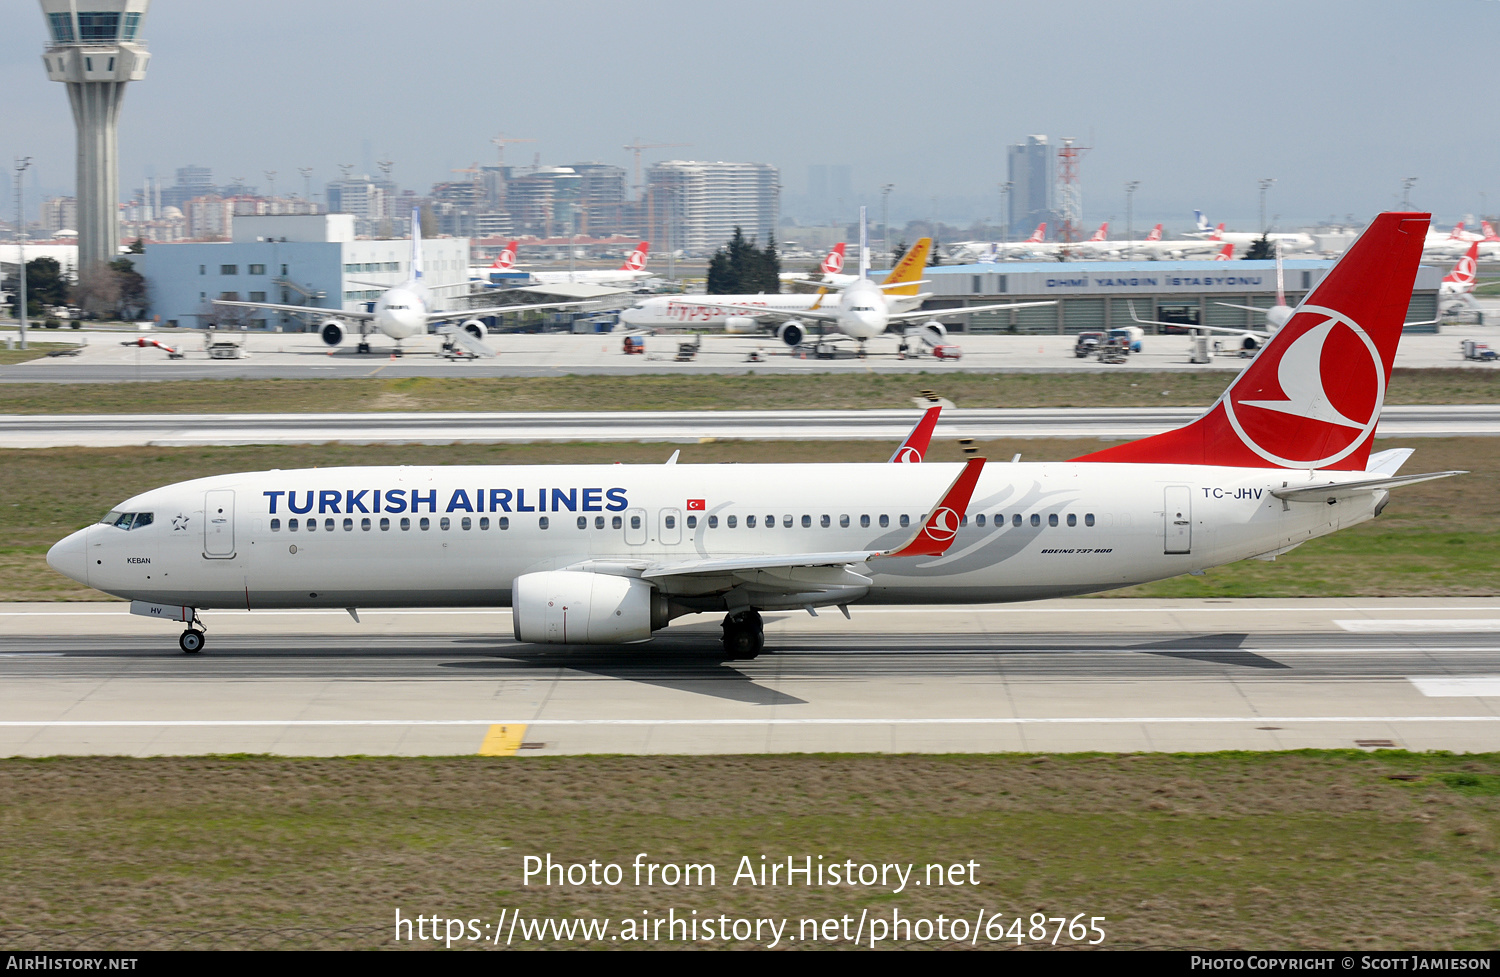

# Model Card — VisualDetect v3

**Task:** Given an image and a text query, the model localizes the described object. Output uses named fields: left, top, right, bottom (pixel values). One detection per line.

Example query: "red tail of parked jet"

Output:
left=1145, top=223, right=1163, bottom=242
left=1025, top=223, right=1046, bottom=243
left=1443, top=241, right=1480, bottom=291
left=620, top=242, right=650, bottom=271
left=1073, top=212, right=1430, bottom=471
left=493, top=241, right=519, bottom=269
left=1482, top=221, right=1499, bottom=242
left=1213, top=243, right=1234, bottom=261
left=1087, top=222, right=1108, bottom=242
left=820, top=243, right=847, bottom=274
left=1209, top=223, right=1225, bottom=241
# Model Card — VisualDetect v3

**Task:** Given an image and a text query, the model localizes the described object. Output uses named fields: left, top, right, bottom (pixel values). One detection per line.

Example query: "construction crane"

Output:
left=624, top=138, right=690, bottom=199
left=491, top=133, right=536, bottom=170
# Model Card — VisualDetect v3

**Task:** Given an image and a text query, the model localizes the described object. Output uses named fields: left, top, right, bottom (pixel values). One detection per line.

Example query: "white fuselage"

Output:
left=619, top=283, right=919, bottom=333
left=370, top=283, right=431, bottom=341
left=49, top=461, right=1380, bottom=613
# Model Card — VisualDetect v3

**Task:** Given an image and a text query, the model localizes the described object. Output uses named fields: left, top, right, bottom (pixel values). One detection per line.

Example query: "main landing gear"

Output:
left=356, top=341, right=371, bottom=354
left=721, top=609, right=764, bottom=660
left=179, top=612, right=207, bottom=654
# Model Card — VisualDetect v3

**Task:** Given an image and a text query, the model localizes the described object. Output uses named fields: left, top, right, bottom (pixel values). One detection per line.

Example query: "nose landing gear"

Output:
left=179, top=611, right=207, bottom=654
left=721, top=609, right=764, bottom=660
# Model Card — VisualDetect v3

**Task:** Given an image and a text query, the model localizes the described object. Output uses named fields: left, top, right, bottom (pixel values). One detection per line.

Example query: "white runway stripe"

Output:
left=1410, top=677, right=1500, bottom=697
left=1340, top=620, right=1500, bottom=632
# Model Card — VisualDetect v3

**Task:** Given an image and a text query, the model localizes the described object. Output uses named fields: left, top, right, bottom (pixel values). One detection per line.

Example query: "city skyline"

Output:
left=3, top=0, right=1497, bottom=233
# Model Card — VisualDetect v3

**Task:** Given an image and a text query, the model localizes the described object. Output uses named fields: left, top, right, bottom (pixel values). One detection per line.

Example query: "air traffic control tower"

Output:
left=38, top=0, right=151, bottom=273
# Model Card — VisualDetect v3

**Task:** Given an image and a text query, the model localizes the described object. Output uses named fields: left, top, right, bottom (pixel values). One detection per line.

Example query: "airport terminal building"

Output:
left=139, top=214, right=469, bottom=330
left=916, top=259, right=1443, bottom=334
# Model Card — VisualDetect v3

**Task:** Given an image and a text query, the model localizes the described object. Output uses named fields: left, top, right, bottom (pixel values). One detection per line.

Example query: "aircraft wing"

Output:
left=885, top=300, right=1056, bottom=324
left=668, top=299, right=843, bottom=324
left=214, top=299, right=374, bottom=321
left=424, top=299, right=586, bottom=323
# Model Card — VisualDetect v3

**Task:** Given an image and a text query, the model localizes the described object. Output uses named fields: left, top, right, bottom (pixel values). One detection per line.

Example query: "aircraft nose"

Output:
left=47, top=527, right=90, bottom=586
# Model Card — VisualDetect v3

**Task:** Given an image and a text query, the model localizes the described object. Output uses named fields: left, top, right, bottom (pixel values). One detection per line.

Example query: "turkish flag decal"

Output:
left=686, top=499, right=706, bottom=511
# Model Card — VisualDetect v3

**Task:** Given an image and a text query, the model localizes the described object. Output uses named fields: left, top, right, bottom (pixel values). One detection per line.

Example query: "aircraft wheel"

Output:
left=721, top=611, right=764, bottom=659
left=357, top=342, right=371, bottom=354
left=179, top=629, right=204, bottom=654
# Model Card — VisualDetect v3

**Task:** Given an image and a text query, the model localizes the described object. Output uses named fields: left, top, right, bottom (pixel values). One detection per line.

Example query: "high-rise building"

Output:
left=38, top=0, right=152, bottom=272
left=1007, top=135, right=1054, bottom=238
left=42, top=196, right=78, bottom=236
left=325, top=175, right=388, bottom=220
left=645, top=161, right=778, bottom=255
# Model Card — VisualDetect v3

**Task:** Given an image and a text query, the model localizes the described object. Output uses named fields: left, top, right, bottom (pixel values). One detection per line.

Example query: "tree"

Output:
left=74, top=263, right=120, bottom=318
left=126, top=238, right=145, bottom=254
left=1244, top=234, right=1274, bottom=260
left=890, top=240, right=908, bottom=265
left=929, top=241, right=943, bottom=267
left=109, top=258, right=149, bottom=319
left=6, top=257, right=69, bottom=318
left=705, top=227, right=781, bottom=294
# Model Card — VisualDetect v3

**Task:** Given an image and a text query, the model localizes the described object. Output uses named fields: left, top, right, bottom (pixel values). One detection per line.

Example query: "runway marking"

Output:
left=1410, top=677, right=1500, bottom=697
left=3, top=717, right=1498, bottom=728
left=0, top=653, right=64, bottom=657
left=1339, top=620, right=1500, bottom=633
left=478, top=723, right=527, bottom=755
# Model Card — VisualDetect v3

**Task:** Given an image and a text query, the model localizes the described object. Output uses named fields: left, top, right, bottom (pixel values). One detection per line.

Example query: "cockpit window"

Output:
left=103, top=512, right=154, bottom=530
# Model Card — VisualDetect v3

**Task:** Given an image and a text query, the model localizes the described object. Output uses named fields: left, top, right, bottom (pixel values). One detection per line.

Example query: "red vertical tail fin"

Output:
left=620, top=242, right=650, bottom=271
left=1072, top=212, right=1430, bottom=471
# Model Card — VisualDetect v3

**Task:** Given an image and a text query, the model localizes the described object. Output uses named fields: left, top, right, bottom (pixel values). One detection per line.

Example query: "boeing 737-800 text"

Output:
left=48, top=214, right=1459, bottom=658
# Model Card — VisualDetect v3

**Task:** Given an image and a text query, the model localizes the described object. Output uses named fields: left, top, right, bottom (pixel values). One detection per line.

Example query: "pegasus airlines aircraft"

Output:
left=651, top=213, right=1055, bottom=353
left=217, top=213, right=580, bottom=356
left=49, top=214, right=1461, bottom=658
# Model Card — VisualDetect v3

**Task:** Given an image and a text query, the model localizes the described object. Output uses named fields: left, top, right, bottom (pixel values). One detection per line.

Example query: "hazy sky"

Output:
left=3, top=0, right=1497, bottom=230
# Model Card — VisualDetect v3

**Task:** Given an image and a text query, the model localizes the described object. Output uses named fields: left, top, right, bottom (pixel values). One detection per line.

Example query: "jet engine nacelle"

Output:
left=777, top=320, right=806, bottom=347
left=511, top=570, right=670, bottom=644
left=724, top=316, right=760, bottom=335
left=905, top=320, right=947, bottom=348
left=319, top=320, right=345, bottom=346
left=460, top=319, right=488, bottom=341
left=1238, top=332, right=1262, bottom=351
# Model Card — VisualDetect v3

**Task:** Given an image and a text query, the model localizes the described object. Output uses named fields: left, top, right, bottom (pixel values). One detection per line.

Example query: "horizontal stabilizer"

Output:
left=1271, top=470, right=1465, bottom=503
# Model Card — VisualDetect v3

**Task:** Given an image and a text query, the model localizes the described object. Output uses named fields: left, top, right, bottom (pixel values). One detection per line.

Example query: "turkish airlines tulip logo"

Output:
left=823, top=249, right=845, bottom=274
left=925, top=507, right=961, bottom=542
left=893, top=446, right=923, bottom=463
left=498, top=248, right=515, bottom=268
left=1223, top=305, right=1385, bottom=468
left=1449, top=255, right=1476, bottom=286
left=625, top=249, right=647, bottom=270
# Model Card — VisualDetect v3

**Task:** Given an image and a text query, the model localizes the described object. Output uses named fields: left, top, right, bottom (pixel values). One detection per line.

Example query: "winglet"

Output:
left=888, top=405, right=942, bottom=463
left=879, top=457, right=985, bottom=558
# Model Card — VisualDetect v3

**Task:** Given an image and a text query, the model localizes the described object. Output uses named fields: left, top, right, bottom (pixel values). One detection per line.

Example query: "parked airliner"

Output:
left=217, top=210, right=581, bottom=355
left=473, top=241, right=653, bottom=287
left=49, top=213, right=1460, bottom=658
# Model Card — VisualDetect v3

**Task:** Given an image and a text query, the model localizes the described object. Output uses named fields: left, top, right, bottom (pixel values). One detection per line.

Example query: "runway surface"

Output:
left=2, top=325, right=1493, bottom=382
left=3, top=403, right=1496, bottom=448
left=3, top=598, right=1498, bottom=757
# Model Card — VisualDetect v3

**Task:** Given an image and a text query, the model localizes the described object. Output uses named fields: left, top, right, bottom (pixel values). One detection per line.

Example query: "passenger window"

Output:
left=324, top=518, right=335, bottom=532
left=270, top=518, right=281, bottom=532
left=499, top=517, right=510, bottom=530
left=687, top=515, right=697, bottom=529
left=975, top=514, right=985, bottom=527
left=960, top=515, right=968, bottom=527
left=611, top=515, right=622, bottom=529
left=665, top=514, right=676, bottom=529
left=1012, top=514, right=1022, bottom=527
left=344, top=517, right=354, bottom=531
left=479, top=517, right=489, bottom=530
left=747, top=515, right=757, bottom=528
left=820, top=515, right=830, bottom=528
left=1067, top=513, right=1076, bottom=527
left=802, top=515, right=812, bottom=528
left=539, top=517, right=549, bottom=530
left=1085, top=513, right=1095, bottom=527
left=595, top=516, right=605, bottom=529
left=439, top=517, right=450, bottom=531
left=307, top=519, right=317, bottom=532
left=461, top=517, right=471, bottom=531
left=782, top=515, right=792, bottom=528
left=289, top=518, right=299, bottom=531
left=708, top=515, right=718, bottom=529
left=860, top=515, right=870, bottom=528
left=839, top=514, right=849, bottom=528
left=362, top=517, right=371, bottom=531
left=879, top=515, right=889, bottom=528
left=630, top=515, right=641, bottom=529
left=899, top=514, right=910, bottom=528
left=1048, top=514, right=1058, bottom=527
left=1031, top=514, right=1041, bottom=527
left=380, top=517, right=390, bottom=531
left=577, top=516, right=587, bottom=530
left=726, top=515, right=736, bottom=528
left=400, top=518, right=410, bottom=531
left=419, top=517, right=430, bottom=531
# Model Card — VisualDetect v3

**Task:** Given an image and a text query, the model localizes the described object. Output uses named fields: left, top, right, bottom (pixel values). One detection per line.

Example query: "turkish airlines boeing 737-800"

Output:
left=48, top=213, right=1460, bottom=658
